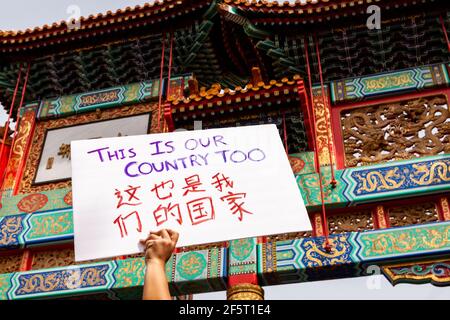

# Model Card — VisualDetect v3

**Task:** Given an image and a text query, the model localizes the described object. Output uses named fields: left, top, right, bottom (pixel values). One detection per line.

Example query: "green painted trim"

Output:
left=330, top=63, right=449, bottom=104
left=34, top=74, right=192, bottom=120
left=37, top=81, right=160, bottom=119
left=0, top=246, right=227, bottom=300
left=300, top=153, right=450, bottom=209
left=8, top=261, right=117, bottom=300
left=1, top=220, right=449, bottom=298
left=258, top=221, right=450, bottom=286
left=342, top=153, right=450, bottom=205
left=0, top=188, right=72, bottom=218
left=4, top=154, right=450, bottom=251
left=355, top=222, right=450, bottom=261
left=229, top=238, right=257, bottom=277
left=0, top=274, right=12, bottom=300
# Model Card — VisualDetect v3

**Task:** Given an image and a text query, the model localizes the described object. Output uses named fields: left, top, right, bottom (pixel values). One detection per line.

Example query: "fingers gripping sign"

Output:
left=140, top=229, right=180, bottom=300
left=140, top=229, right=179, bottom=264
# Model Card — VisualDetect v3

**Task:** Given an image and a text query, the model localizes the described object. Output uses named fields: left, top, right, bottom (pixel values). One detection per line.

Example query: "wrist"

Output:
left=146, top=258, right=165, bottom=268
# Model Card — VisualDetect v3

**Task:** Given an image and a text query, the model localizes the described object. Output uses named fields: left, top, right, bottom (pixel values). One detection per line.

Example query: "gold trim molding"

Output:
left=19, top=103, right=159, bottom=194
left=227, top=283, right=265, bottom=300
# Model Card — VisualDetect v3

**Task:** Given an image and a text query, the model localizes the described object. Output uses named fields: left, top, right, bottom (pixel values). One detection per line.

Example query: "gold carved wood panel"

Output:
left=2, top=109, right=36, bottom=191
left=0, top=253, right=23, bottom=274
left=327, top=210, right=374, bottom=234
left=341, top=95, right=450, bottom=167
left=265, top=231, right=312, bottom=243
left=388, top=202, right=439, bottom=228
left=31, top=249, right=75, bottom=270
left=31, top=248, right=111, bottom=270
left=19, top=103, right=159, bottom=194
left=313, top=88, right=335, bottom=166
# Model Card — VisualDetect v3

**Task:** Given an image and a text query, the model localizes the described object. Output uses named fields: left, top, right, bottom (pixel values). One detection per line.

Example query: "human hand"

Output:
left=140, top=229, right=179, bottom=266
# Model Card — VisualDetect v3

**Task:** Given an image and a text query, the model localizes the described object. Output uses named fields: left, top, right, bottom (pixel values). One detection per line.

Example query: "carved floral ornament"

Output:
left=341, top=95, right=450, bottom=167
left=0, top=254, right=22, bottom=274
left=328, top=210, right=373, bottom=234
left=325, top=201, right=440, bottom=235
left=31, top=249, right=75, bottom=270
left=388, top=202, right=439, bottom=227
left=382, top=259, right=450, bottom=287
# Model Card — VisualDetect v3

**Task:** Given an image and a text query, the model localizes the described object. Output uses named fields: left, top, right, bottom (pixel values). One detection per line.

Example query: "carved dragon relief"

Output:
left=341, top=95, right=450, bottom=167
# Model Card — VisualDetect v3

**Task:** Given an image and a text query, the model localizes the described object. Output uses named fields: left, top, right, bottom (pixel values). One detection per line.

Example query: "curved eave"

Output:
left=169, top=75, right=305, bottom=121
left=0, top=0, right=212, bottom=54
left=225, top=0, right=376, bottom=15
left=224, top=0, right=440, bottom=25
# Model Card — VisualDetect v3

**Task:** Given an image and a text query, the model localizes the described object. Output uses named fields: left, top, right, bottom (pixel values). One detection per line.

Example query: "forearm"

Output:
left=142, top=260, right=171, bottom=300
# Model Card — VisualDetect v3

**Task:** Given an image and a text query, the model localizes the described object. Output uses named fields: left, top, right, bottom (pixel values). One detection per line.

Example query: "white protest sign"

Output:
left=71, top=124, right=312, bottom=262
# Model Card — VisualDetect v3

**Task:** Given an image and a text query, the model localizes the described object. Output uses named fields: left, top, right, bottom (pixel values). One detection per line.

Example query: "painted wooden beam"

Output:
left=0, top=247, right=227, bottom=300
left=1, top=221, right=449, bottom=299
left=3, top=153, right=450, bottom=249
left=35, top=75, right=191, bottom=120
left=330, top=64, right=449, bottom=104
left=228, top=238, right=258, bottom=286
left=299, top=153, right=450, bottom=211
left=258, top=221, right=450, bottom=286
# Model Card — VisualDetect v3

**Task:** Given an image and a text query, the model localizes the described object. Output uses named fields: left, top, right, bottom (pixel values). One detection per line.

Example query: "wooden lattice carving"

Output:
left=328, top=211, right=374, bottom=234
left=388, top=202, right=439, bottom=227
left=265, top=231, right=312, bottom=242
left=0, top=253, right=22, bottom=274
left=31, top=249, right=75, bottom=270
left=31, top=248, right=111, bottom=270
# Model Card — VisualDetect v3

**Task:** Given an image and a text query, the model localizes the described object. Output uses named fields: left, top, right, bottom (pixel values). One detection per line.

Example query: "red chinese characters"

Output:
left=153, top=202, right=182, bottom=226
left=115, top=185, right=142, bottom=208
left=211, top=172, right=253, bottom=222
left=113, top=211, right=142, bottom=238
left=211, top=173, right=234, bottom=192
left=220, top=192, right=253, bottom=221
left=186, top=197, right=215, bottom=225
left=113, top=185, right=143, bottom=239
left=112, top=172, right=254, bottom=239
left=151, top=180, right=174, bottom=200
left=182, top=174, right=205, bottom=196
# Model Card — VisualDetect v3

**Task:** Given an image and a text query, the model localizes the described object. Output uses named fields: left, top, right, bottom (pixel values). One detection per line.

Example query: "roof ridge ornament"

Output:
left=251, top=66, right=264, bottom=86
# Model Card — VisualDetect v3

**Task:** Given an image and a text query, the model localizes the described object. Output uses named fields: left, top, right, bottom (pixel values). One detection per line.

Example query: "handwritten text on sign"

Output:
left=71, top=124, right=312, bottom=262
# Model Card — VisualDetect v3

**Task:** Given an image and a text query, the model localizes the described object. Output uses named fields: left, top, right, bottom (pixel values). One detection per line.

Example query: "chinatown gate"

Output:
left=0, top=0, right=450, bottom=300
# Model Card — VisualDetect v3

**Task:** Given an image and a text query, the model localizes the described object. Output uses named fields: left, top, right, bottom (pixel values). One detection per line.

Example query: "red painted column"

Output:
left=11, top=108, right=37, bottom=195
left=438, top=197, right=450, bottom=221
left=0, top=138, right=12, bottom=186
left=373, top=205, right=389, bottom=229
